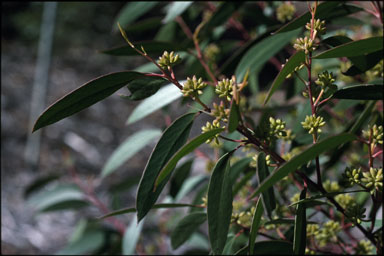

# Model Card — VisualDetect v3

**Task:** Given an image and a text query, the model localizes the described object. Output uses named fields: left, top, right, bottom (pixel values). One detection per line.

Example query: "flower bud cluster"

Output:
left=306, top=224, right=320, bottom=237
left=355, top=240, right=374, bottom=255
left=335, top=193, right=355, bottom=209
left=157, top=51, right=180, bottom=69
left=204, top=43, right=220, bottom=62
left=345, top=204, right=366, bottom=225
left=315, top=71, right=337, bottom=89
left=201, top=119, right=224, bottom=144
left=181, top=76, right=207, bottom=97
left=361, top=167, right=383, bottom=194
left=269, top=117, right=286, bottom=139
left=286, top=63, right=305, bottom=78
left=212, top=101, right=229, bottom=123
left=306, top=19, right=326, bottom=36
left=323, top=180, right=340, bottom=193
left=372, top=59, right=383, bottom=78
left=276, top=3, right=296, bottom=23
left=301, top=114, right=326, bottom=134
left=363, top=124, right=383, bottom=145
left=215, top=78, right=234, bottom=101
left=343, top=167, right=361, bottom=186
left=315, top=220, right=341, bottom=247
left=293, top=36, right=317, bottom=55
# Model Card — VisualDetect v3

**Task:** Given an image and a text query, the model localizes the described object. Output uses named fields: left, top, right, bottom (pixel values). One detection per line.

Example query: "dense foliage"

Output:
left=28, top=1, right=383, bottom=255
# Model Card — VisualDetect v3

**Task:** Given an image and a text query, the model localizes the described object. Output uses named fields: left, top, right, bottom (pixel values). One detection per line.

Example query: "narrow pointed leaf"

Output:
left=228, top=100, right=240, bottom=133
left=33, top=71, right=151, bottom=132
left=332, top=84, right=383, bottom=100
left=171, top=212, right=207, bottom=249
left=100, top=41, right=187, bottom=56
left=154, top=128, right=224, bottom=188
left=136, top=113, right=196, bottom=222
left=127, top=82, right=185, bottom=125
left=313, top=36, right=383, bottom=59
left=235, top=29, right=301, bottom=81
left=169, top=159, right=194, bottom=198
left=121, top=76, right=168, bottom=100
left=123, top=215, right=144, bottom=255
left=249, top=197, right=264, bottom=255
left=250, top=133, right=356, bottom=199
left=207, top=152, right=234, bottom=255
left=101, top=129, right=162, bottom=178
left=289, top=190, right=367, bottom=207
left=114, top=2, right=158, bottom=30
left=264, top=51, right=305, bottom=105
left=98, top=203, right=200, bottom=219
left=228, top=157, right=252, bottom=184
left=222, top=234, right=236, bottom=255
left=257, top=153, right=276, bottom=218
left=293, top=188, right=307, bottom=255
left=162, top=2, right=193, bottom=24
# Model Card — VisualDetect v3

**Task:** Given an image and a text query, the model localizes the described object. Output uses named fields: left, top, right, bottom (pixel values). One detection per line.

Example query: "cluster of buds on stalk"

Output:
left=157, top=51, right=181, bottom=69
left=301, top=114, right=326, bottom=134
left=181, top=75, right=207, bottom=97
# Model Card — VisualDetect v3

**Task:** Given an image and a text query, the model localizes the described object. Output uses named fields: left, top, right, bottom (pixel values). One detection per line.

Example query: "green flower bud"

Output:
left=343, top=167, right=361, bottom=186
left=363, top=124, right=383, bottom=145
left=315, top=71, right=337, bottom=89
left=355, top=240, right=374, bottom=255
left=212, top=101, right=230, bottom=122
left=201, top=119, right=224, bottom=144
left=305, top=19, right=326, bottom=36
left=269, top=117, right=287, bottom=139
left=372, top=59, right=383, bottom=78
left=335, top=193, right=355, bottom=209
left=276, top=2, right=296, bottom=23
left=361, top=167, right=383, bottom=194
left=181, top=75, right=207, bottom=97
left=215, top=78, right=234, bottom=101
left=315, top=220, right=341, bottom=247
left=204, top=43, right=220, bottom=62
left=307, top=224, right=320, bottom=237
left=157, top=51, right=181, bottom=69
left=290, top=192, right=301, bottom=204
left=323, top=180, right=340, bottom=193
left=301, top=114, right=326, bottom=134
left=346, top=204, right=366, bottom=226
left=293, top=36, right=317, bottom=54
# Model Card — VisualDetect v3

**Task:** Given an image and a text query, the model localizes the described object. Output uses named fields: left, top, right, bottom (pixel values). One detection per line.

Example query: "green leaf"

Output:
left=123, top=215, right=144, bottom=255
left=136, top=113, right=195, bottom=222
left=235, top=241, right=294, bottom=255
left=235, top=29, right=301, bottom=81
left=171, top=212, right=207, bottom=249
left=228, top=100, right=240, bottom=133
left=121, top=76, right=168, bottom=100
left=154, top=128, right=224, bottom=188
left=114, top=2, right=158, bottom=30
left=32, top=71, right=152, bottom=132
left=222, top=234, right=236, bottom=255
left=101, top=129, right=162, bottom=178
left=228, top=157, right=252, bottom=184
left=348, top=101, right=376, bottom=134
left=264, top=51, right=305, bottom=105
left=314, top=37, right=383, bottom=59
left=293, top=188, right=307, bottom=255
left=101, top=41, right=187, bottom=56
left=289, top=190, right=367, bottom=207
left=257, top=153, right=276, bottom=218
left=126, top=82, right=184, bottom=125
left=98, top=203, right=200, bottom=219
left=162, top=2, right=193, bottom=24
left=207, top=152, right=234, bottom=255
left=249, top=197, right=264, bottom=255
left=264, top=219, right=317, bottom=226
left=343, top=50, right=383, bottom=76
left=27, top=184, right=88, bottom=212
left=332, top=84, right=383, bottom=100
left=24, top=174, right=60, bottom=198
left=169, top=159, right=194, bottom=198
left=175, top=175, right=208, bottom=202
left=233, top=171, right=254, bottom=196
left=273, top=2, right=341, bottom=34
left=250, top=133, right=356, bottom=199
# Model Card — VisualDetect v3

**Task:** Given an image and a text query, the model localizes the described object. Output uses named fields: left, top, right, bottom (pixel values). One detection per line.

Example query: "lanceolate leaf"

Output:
left=126, top=82, right=185, bottom=125
left=154, top=128, right=224, bottom=188
left=257, top=153, right=276, bottom=218
left=171, top=212, right=207, bottom=249
left=293, top=188, right=307, bottom=255
left=207, top=152, right=234, bottom=255
left=98, top=203, right=200, bottom=219
left=123, top=215, right=144, bottom=255
left=114, top=2, right=158, bottom=30
left=121, top=76, right=168, bottom=100
left=228, top=100, right=240, bottom=133
left=264, top=51, right=305, bottom=105
left=169, top=159, right=194, bottom=198
left=33, top=71, right=150, bottom=132
left=250, top=133, right=356, bottom=199
left=332, top=84, right=383, bottom=100
left=136, top=113, right=196, bottom=222
left=235, top=29, right=301, bottom=81
left=162, top=2, right=193, bottom=24
left=313, top=36, right=383, bottom=59
left=101, top=129, right=162, bottom=178
left=249, top=197, right=264, bottom=255
left=101, top=41, right=187, bottom=56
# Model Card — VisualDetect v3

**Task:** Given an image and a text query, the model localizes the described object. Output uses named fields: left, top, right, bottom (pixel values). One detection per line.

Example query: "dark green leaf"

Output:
left=332, top=84, right=383, bottom=100
left=162, top=2, right=193, bottom=24
left=126, top=82, right=184, bottom=125
left=33, top=71, right=150, bottom=132
left=233, top=171, right=254, bottom=196
left=235, top=29, right=301, bottom=81
left=136, top=113, right=196, bottom=222
left=235, top=241, right=294, bottom=255
left=228, top=157, right=252, bottom=184
left=24, top=174, right=60, bottom=198
left=264, top=51, right=305, bottom=105
left=154, top=128, right=224, bottom=188
left=249, top=197, right=264, bottom=255
left=101, top=129, right=162, bottom=178
left=98, top=203, right=200, bottom=219
left=293, top=188, right=307, bottom=255
left=121, top=76, right=168, bottom=100
left=348, top=101, right=376, bottom=134
left=171, top=212, right=207, bottom=249
left=228, top=100, right=240, bottom=133
left=250, top=133, right=356, bottom=199
left=207, top=152, right=234, bottom=255
left=314, top=37, right=383, bottom=59
left=123, top=215, right=144, bottom=255
left=257, top=153, right=276, bottom=218
left=170, top=159, right=194, bottom=198
left=273, top=2, right=340, bottom=34
left=122, top=17, right=162, bottom=34
left=343, top=50, right=383, bottom=76
left=222, top=234, right=236, bottom=255
left=114, top=2, right=158, bottom=30
left=101, top=41, right=187, bottom=56
left=175, top=175, right=208, bottom=202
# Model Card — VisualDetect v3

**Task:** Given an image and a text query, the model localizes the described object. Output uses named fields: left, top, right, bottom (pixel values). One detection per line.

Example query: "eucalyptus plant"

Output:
left=27, top=1, right=383, bottom=255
